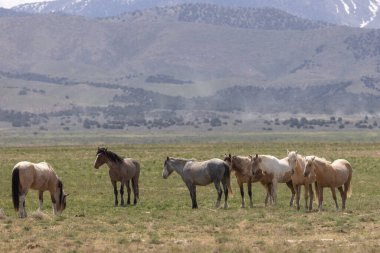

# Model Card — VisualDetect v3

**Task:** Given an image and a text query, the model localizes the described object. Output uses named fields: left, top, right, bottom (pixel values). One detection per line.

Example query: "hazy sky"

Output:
left=0, top=0, right=55, bottom=9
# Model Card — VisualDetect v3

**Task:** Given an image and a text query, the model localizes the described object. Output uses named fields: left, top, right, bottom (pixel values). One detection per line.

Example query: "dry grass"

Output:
left=0, top=141, right=379, bottom=252
left=0, top=208, right=6, bottom=220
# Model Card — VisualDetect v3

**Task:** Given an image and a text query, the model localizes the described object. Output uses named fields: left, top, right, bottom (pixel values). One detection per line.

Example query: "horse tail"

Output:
left=12, top=167, right=20, bottom=211
left=132, top=160, right=140, bottom=200
left=223, top=162, right=233, bottom=196
left=345, top=162, right=353, bottom=198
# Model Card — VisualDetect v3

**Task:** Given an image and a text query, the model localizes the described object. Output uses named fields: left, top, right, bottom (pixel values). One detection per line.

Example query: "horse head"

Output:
left=304, top=156, right=315, bottom=177
left=162, top=157, right=174, bottom=179
left=287, top=150, right=298, bottom=174
left=55, top=180, right=68, bottom=215
left=94, top=147, right=108, bottom=169
left=250, top=154, right=262, bottom=177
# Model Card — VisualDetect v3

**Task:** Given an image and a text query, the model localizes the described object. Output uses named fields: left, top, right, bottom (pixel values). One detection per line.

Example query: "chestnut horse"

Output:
left=224, top=154, right=273, bottom=207
left=287, top=151, right=316, bottom=211
left=304, top=156, right=352, bottom=211
left=94, top=147, right=140, bottom=206
left=163, top=157, right=231, bottom=209
left=11, top=161, right=67, bottom=218
left=251, top=154, right=295, bottom=206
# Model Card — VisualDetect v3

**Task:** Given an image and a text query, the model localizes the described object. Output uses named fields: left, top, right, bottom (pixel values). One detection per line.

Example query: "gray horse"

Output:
left=162, top=157, right=231, bottom=209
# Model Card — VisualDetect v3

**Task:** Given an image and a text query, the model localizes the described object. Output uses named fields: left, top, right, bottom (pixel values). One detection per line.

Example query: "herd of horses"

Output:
left=10, top=147, right=353, bottom=218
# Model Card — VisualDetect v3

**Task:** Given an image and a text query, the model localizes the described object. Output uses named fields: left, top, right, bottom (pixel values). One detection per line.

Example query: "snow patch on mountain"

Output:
left=360, top=0, right=380, bottom=27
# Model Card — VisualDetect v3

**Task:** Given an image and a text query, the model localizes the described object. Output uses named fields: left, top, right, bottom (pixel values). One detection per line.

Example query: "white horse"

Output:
left=251, top=154, right=294, bottom=205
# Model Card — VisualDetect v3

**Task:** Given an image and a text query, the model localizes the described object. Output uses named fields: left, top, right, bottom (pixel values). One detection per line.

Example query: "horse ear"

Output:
left=248, top=155, right=252, bottom=159
left=311, top=156, right=315, bottom=161
left=229, top=153, right=231, bottom=158
left=166, top=156, right=169, bottom=161
left=287, top=149, right=289, bottom=154
left=295, top=150, right=298, bottom=154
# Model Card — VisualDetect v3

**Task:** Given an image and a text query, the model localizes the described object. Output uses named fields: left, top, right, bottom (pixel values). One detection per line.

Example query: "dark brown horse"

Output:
left=94, top=147, right=140, bottom=206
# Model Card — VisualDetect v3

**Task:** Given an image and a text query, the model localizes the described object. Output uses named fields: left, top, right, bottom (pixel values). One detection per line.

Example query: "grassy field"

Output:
left=0, top=141, right=380, bottom=252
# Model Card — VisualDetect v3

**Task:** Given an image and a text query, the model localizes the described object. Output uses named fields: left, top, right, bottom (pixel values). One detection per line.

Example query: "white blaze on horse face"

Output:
left=94, top=154, right=103, bottom=169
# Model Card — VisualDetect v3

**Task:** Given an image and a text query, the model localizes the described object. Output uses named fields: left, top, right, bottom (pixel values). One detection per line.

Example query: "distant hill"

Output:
left=1, top=3, right=380, bottom=132
left=11, top=0, right=380, bottom=28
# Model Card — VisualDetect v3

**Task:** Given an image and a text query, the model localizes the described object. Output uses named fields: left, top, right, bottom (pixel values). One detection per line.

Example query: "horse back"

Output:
left=115, top=158, right=140, bottom=180
left=16, top=161, right=56, bottom=191
left=184, top=159, right=225, bottom=186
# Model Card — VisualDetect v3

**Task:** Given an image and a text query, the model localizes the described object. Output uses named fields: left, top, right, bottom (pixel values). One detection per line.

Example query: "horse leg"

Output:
left=265, top=183, right=273, bottom=206
left=132, top=178, right=139, bottom=205
left=126, top=180, right=131, bottom=205
left=286, top=180, right=295, bottom=207
left=112, top=181, right=118, bottom=206
left=248, top=178, right=253, bottom=208
left=38, top=190, right=43, bottom=211
left=264, top=184, right=269, bottom=206
left=303, top=185, right=308, bottom=211
left=120, top=183, right=125, bottom=206
left=19, top=193, right=27, bottom=218
left=318, top=185, right=324, bottom=212
left=193, top=185, right=197, bottom=208
left=186, top=182, right=197, bottom=209
left=331, top=187, right=339, bottom=211
left=308, top=184, right=314, bottom=211
left=272, top=180, right=278, bottom=204
left=293, top=184, right=300, bottom=210
left=214, top=181, right=222, bottom=209
left=239, top=183, right=245, bottom=208
left=338, top=186, right=345, bottom=210
left=296, top=185, right=301, bottom=211
left=222, top=180, right=229, bottom=209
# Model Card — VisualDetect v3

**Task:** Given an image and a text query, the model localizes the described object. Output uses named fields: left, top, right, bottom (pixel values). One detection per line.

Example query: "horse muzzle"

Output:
left=303, top=171, right=310, bottom=177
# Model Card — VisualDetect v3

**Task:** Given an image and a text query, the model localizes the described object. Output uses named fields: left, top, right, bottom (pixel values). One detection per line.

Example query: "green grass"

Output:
left=0, top=141, right=379, bottom=252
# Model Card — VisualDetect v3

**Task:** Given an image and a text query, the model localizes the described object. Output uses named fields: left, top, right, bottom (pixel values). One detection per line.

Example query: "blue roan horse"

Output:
left=162, top=157, right=231, bottom=209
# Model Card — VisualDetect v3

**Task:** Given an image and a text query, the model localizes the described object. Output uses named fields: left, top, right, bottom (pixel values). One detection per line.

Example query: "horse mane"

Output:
left=314, top=156, right=332, bottom=165
left=97, top=148, right=124, bottom=164
left=168, top=157, right=196, bottom=164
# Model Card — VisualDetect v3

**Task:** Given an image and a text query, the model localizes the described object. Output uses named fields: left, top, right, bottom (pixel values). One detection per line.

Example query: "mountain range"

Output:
left=11, top=0, right=380, bottom=28
left=1, top=3, right=380, bottom=132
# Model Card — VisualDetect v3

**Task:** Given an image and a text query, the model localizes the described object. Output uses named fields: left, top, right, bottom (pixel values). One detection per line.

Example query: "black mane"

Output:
left=97, top=148, right=124, bottom=164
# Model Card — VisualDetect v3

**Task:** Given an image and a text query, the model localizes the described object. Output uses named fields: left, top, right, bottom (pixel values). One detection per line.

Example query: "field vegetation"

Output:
left=0, top=140, right=380, bottom=252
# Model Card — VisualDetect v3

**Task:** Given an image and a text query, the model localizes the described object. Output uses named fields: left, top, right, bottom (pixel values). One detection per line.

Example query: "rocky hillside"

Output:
left=1, top=4, right=380, bottom=132
left=11, top=0, right=380, bottom=28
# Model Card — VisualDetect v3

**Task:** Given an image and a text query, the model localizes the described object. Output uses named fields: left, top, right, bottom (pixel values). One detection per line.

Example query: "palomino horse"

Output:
left=251, top=154, right=295, bottom=205
left=163, top=157, right=231, bottom=209
left=94, top=147, right=140, bottom=206
left=224, top=154, right=273, bottom=207
left=11, top=161, right=67, bottom=218
left=304, top=156, right=352, bottom=211
left=287, top=151, right=316, bottom=211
